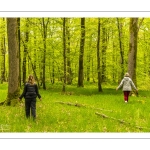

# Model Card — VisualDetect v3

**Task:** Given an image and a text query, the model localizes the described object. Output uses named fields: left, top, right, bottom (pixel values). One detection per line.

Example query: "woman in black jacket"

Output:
left=18, top=75, right=41, bottom=120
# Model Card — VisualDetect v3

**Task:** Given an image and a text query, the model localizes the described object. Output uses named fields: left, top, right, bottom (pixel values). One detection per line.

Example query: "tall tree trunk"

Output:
left=0, top=18, right=6, bottom=84
left=25, top=48, right=40, bottom=86
left=97, top=18, right=103, bottom=92
left=22, top=18, right=28, bottom=85
left=91, top=57, right=95, bottom=83
left=128, top=18, right=138, bottom=85
left=86, top=54, right=90, bottom=82
left=51, top=19, right=55, bottom=84
left=66, top=18, right=72, bottom=85
left=117, top=18, right=124, bottom=81
left=112, top=40, right=116, bottom=82
left=52, top=48, right=55, bottom=84
left=78, top=18, right=85, bottom=87
left=148, top=48, right=150, bottom=76
left=62, top=18, right=67, bottom=92
left=40, top=18, right=50, bottom=89
left=0, top=39, right=6, bottom=84
left=128, top=18, right=144, bottom=86
left=33, top=35, right=39, bottom=85
left=101, top=27, right=107, bottom=82
left=6, top=18, right=20, bottom=106
left=86, top=35, right=92, bottom=82
left=17, top=18, right=21, bottom=87
left=42, top=18, right=47, bottom=90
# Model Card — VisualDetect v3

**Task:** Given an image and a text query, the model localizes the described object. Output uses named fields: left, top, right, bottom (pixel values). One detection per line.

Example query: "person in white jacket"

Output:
left=116, top=72, right=138, bottom=103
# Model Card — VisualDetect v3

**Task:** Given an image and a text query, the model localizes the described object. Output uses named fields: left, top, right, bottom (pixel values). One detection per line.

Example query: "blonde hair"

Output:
left=124, top=72, right=130, bottom=77
left=28, top=75, right=35, bottom=85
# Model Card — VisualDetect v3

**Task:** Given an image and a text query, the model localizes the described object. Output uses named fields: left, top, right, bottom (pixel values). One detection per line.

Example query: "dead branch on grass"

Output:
left=55, top=101, right=116, bottom=112
left=56, top=101, right=150, bottom=131
left=55, top=101, right=86, bottom=107
left=95, top=112, right=150, bottom=131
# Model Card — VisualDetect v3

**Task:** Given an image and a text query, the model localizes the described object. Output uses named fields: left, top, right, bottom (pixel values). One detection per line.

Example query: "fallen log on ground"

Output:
left=95, top=112, right=150, bottom=131
left=55, top=101, right=115, bottom=112
left=55, top=101, right=86, bottom=107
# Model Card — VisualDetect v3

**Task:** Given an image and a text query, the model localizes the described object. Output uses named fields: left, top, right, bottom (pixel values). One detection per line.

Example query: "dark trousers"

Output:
left=123, top=91, right=130, bottom=102
left=25, top=98, right=36, bottom=119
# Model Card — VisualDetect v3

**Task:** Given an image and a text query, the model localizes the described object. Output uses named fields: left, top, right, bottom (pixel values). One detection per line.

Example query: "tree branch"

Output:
left=137, top=18, right=144, bottom=32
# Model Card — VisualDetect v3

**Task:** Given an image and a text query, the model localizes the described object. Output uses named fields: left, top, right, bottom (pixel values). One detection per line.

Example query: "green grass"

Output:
left=0, top=82, right=150, bottom=132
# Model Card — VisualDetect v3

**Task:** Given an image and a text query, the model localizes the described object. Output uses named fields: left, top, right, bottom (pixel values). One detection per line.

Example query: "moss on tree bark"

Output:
left=5, top=88, right=20, bottom=106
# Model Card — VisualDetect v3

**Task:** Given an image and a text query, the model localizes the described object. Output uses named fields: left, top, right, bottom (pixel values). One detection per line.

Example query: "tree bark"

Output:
left=117, top=18, right=124, bottom=81
left=22, top=18, right=28, bottom=85
left=0, top=18, right=6, bottom=84
left=78, top=18, right=85, bottom=87
left=6, top=18, right=20, bottom=106
left=128, top=18, right=138, bottom=85
left=66, top=18, right=72, bottom=85
left=101, top=26, right=107, bottom=82
left=97, top=18, right=103, bottom=92
left=42, top=18, right=47, bottom=90
left=86, top=35, right=92, bottom=82
left=62, top=18, right=67, bottom=92
left=17, top=18, right=21, bottom=87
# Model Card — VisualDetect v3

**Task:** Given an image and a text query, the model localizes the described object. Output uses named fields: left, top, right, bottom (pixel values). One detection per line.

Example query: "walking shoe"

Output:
left=125, top=101, right=128, bottom=103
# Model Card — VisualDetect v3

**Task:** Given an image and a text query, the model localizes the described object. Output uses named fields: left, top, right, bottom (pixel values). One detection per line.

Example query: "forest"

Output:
left=0, top=18, right=148, bottom=103
left=0, top=17, right=150, bottom=133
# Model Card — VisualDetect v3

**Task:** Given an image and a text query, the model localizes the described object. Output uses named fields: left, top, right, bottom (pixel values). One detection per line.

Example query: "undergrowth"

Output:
left=0, top=82, right=150, bottom=132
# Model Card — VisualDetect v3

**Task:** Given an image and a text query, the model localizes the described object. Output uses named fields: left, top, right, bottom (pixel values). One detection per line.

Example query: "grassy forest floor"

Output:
left=0, top=82, right=150, bottom=132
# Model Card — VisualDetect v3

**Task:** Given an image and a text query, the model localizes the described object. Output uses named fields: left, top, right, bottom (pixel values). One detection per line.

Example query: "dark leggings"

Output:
left=25, top=98, right=36, bottom=119
left=123, top=91, right=130, bottom=102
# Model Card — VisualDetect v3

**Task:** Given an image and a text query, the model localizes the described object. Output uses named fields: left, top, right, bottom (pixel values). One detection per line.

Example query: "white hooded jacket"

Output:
left=117, top=77, right=137, bottom=91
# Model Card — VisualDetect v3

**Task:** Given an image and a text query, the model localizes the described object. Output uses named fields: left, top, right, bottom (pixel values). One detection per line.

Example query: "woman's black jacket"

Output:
left=19, top=83, right=41, bottom=99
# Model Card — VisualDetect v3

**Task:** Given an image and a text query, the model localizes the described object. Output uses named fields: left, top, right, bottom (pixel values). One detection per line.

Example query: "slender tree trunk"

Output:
left=0, top=18, right=6, bottom=84
left=148, top=47, right=150, bottom=76
left=128, top=18, right=138, bottom=85
left=26, top=51, right=39, bottom=86
left=101, top=27, right=107, bottom=82
left=66, top=18, right=72, bottom=85
left=5, top=18, right=20, bottom=106
left=86, top=54, right=90, bottom=82
left=0, top=39, right=5, bottom=84
left=91, top=58, right=95, bottom=83
left=22, top=18, right=28, bottom=85
left=52, top=48, right=55, bottom=84
left=62, top=18, right=67, bottom=92
left=78, top=18, right=85, bottom=87
left=17, top=18, right=21, bottom=87
left=117, top=18, right=124, bottom=81
left=97, top=18, right=102, bottom=92
left=51, top=19, right=55, bottom=84
left=86, top=35, right=92, bottom=82
left=112, top=40, right=116, bottom=82
left=42, top=18, right=47, bottom=90
left=33, top=36, right=39, bottom=85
